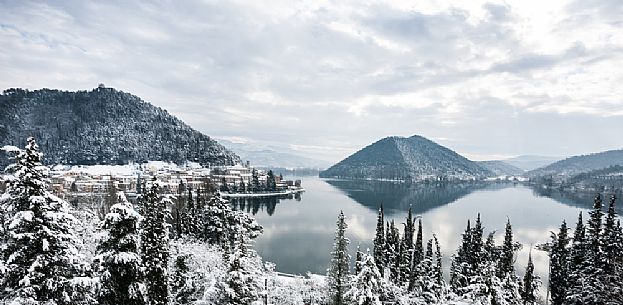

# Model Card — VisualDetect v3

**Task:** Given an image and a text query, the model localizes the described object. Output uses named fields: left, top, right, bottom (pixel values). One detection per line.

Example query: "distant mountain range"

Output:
left=0, top=87, right=240, bottom=167
left=476, top=160, right=524, bottom=176
left=526, top=149, right=623, bottom=178
left=320, top=135, right=492, bottom=181
left=502, top=155, right=561, bottom=171
left=217, top=139, right=331, bottom=169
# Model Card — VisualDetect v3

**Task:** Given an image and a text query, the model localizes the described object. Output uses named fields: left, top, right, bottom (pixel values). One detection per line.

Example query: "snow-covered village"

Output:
left=1, top=1, right=623, bottom=305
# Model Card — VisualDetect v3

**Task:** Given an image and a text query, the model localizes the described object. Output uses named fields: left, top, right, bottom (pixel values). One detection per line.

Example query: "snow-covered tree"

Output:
left=0, top=137, right=82, bottom=305
left=497, top=220, right=522, bottom=305
left=383, top=220, right=400, bottom=283
left=202, top=195, right=262, bottom=248
left=372, top=206, right=384, bottom=277
left=218, top=247, right=258, bottom=305
left=432, top=235, right=446, bottom=302
left=583, top=194, right=606, bottom=305
left=603, top=195, right=621, bottom=272
left=95, top=192, right=146, bottom=305
left=141, top=179, right=171, bottom=305
left=566, top=212, right=587, bottom=305
left=415, top=239, right=437, bottom=304
left=409, top=218, right=424, bottom=291
left=202, top=195, right=229, bottom=245
left=602, top=195, right=623, bottom=304
left=327, top=211, right=350, bottom=305
left=178, top=188, right=200, bottom=239
left=499, top=219, right=515, bottom=276
left=170, top=254, right=198, bottom=305
left=521, top=250, right=540, bottom=305
left=401, top=208, right=415, bottom=282
left=346, top=252, right=383, bottom=305
left=450, top=219, right=473, bottom=294
left=355, top=244, right=363, bottom=275
left=549, top=220, right=570, bottom=305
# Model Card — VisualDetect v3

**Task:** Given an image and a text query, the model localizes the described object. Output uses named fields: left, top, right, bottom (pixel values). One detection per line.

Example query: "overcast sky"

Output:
left=1, top=0, right=622, bottom=162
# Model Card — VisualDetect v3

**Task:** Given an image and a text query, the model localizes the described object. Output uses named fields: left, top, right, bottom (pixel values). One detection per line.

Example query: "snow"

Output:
left=0, top=145, right=20, bottom=153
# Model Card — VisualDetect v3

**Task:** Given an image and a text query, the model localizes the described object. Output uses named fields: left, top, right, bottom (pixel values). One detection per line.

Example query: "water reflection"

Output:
left=228, top=177, right=621, bottom=301
left=530, top=185, right=623, bottom=214
left=324, top=179, right=488, bottom=215
left=229, top=192, right=302, bottom=216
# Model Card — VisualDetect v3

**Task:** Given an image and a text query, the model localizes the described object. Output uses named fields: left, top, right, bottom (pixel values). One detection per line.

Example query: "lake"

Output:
left=231, top=176, right=621, bottom=293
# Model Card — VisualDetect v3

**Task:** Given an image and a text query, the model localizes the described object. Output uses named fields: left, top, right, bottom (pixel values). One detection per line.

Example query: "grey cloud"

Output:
left=0, top=1, right=622, bottom=162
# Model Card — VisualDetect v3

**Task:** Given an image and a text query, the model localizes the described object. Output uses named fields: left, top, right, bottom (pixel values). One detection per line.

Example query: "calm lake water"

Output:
left=231, top=176, right=621, bottom=292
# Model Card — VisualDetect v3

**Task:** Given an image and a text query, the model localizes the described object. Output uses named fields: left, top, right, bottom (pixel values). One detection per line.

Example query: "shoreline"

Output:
left=219, top=188, right=305, bottom=198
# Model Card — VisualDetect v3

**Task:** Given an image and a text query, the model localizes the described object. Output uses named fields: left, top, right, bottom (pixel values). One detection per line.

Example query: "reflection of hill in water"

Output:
left=530, top=186, right=623, bottom=214
left=324, top=179, right=488, bottom=215
left=229, top=192, right=302, bottom=216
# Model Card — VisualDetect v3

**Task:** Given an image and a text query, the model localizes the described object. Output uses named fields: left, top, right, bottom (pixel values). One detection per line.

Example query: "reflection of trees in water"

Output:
left=530, top=186, right=623, bottom=214
left=325, top=179, right=487, bottom=215
left=229, top=192, right=302, bottom=216
left=63, top=188, right=305, bottom=219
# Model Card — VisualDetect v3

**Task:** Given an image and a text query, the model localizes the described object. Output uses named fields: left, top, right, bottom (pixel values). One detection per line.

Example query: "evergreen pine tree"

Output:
left=202, top=195, right=230, bottom=245
left=383, top=221, right=392, bottom=277
left=346, top=252, right=383, bottom=305
left=327, top=211, right=351, bottom=305
left=419, top=239, right=437, bottom=304
left=432, top=235, right=445, bottom=302
left=449, top=219, right=472, bottom=294
left=470, top=214, right=484, bottom=270
left=499, top=219, right=515, bottom=276
left=372, top=205, right=385, bottom=277
left=141, top=180, right=171, bottom=305
left=410, top=218, right=424, bottom=291
left=0, top=138, right=82, bottom=305
left=584, top=194, right=605, bottom=305
left=95, top=193, right=146, bottom=305
left=602, top=195, right=623, bottom=304
left=251, top=169, right=261, bottom=192
left=201, top=195, right=262, bottom=249
left=398, top=234, right=409, bottom=286
left=404, top=208, right=415, bottom=273
left=521, top=250, right=540, bottom=305
left=549, top=220, right=570, bottom=305
left=389, top=220, right=400, bottom=282
left=266, top=170, right=276, bottom=192
left=566, top=212, right=587, bottom=305
left=603, top=195, right=622, bottom=272
left=170, top=254, right=197, bottom=305
left=355, top=244, right=364, bottom=275
left=219, top=247, right=258, bottom=305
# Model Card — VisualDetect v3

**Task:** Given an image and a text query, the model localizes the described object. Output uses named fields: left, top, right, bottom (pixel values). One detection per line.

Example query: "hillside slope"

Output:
left=503, top=155, right=560, bottom=171
left=0, top=87, right=240, bottom=167
left=218, top=139, right=331, bottom=169
left=477, top=160, right=524, bottom=176
left=526, top=149, right=623, bottom=178
left=319, top=135, right=492, bottom=181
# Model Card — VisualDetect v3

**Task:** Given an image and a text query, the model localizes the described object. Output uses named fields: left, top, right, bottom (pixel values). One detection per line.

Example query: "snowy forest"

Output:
left=1, top=138, right=622, bottom=305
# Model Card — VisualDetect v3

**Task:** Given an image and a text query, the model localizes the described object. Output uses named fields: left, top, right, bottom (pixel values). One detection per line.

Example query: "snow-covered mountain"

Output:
left=476, top=160, right=524, bottom=176
left=0, top=87, right=240, bottom=167
left=319, top=135, right=492, bottom=181
left=217, top=139, right=331, bottom=169
left=526, top=149, right=623, bottom=178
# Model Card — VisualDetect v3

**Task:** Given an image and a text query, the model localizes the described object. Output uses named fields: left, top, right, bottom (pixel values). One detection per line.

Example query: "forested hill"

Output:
left=0, top=86, right=240, bottom=167
left=320, top=135, right=492, bottom=181
left=526, top=149, right=623, bottom=178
